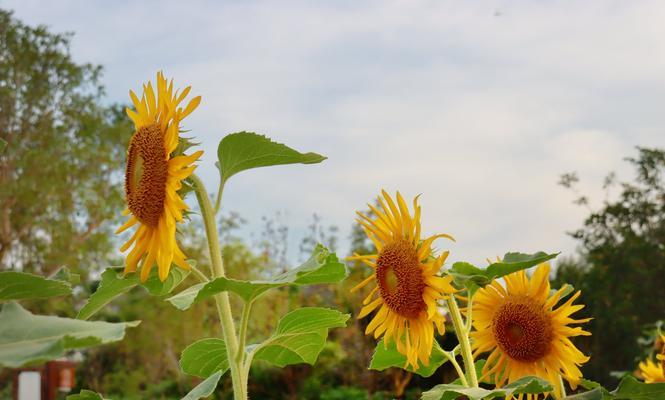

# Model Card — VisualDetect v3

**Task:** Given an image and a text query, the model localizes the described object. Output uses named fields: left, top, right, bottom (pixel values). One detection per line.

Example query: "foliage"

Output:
left=0, top=301, right=138, bottom=368
left=217, top=131, right=326, bottom=185
left=166, top=245, right=346, bottom=308
left=370, top=339, right=448, bottom=378
left=0, top=270, right=72, bottom=300
left=421, top=376, right=553, bottom=400
left=555, top=147, right=665, bottom=385
left=0, top=9, right=131, bottom=276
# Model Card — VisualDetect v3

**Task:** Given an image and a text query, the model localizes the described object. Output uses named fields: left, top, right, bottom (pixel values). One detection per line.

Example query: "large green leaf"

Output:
left=611, top=375, right=665, bottom=399
left=564, top=375, right=665, bottom=399
left=77, top=266, right=190, bottom=320
left=167, top=244, right=346, bottom=309
left=369, top=338, right=448, bottom=377
left=67, top=390, right=108, bottom=400
left=421, top=376, right=553, bottom=400
left=217, top=132, right=326, bottom=184
left=0, top=271, right=72, bottom=301
left=252, top=307, right=349, bottom=367
left=563, top=388, right=606, bottom=400
left=181, top=371, right=223, bottom=400
left=0, top=302, right=139, bottom=368
left=0, top=138, right=6, bottom=153
left=180, top=338, right=230, bottom=378
left=450, top=252, right=558, bottom=290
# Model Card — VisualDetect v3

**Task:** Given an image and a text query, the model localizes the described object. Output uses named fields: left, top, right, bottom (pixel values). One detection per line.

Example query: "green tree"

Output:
left=0, top=9, right=131, bottom=275
left=555, top=147, right=665, bottom=385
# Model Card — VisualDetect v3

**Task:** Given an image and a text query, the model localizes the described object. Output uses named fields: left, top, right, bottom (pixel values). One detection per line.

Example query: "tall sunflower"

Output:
left=638, top=334, right=665, bottom=383
left=116, top=72, right=203, bottom=282
left=471, top=263, right=590, bottom=399
left=350, top=190, right=456, bottom=370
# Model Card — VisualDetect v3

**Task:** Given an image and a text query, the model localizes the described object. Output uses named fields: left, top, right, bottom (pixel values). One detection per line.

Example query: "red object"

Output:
left=13, top=360, right=78, bottom=400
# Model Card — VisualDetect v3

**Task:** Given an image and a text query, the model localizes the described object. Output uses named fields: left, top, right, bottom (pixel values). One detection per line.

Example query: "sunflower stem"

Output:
left=214, top=175, right=224, bottom=215
left=189, top=263, right=209, bottom=282
left=237, top=299, right=254, bottom=365
left=447, top=296, right=479, bottom=388
left=190, top=174, right=246, bottom=400
left=556, top=375, right=567, bottom=398
left=443, top=351, right=468, bottom=386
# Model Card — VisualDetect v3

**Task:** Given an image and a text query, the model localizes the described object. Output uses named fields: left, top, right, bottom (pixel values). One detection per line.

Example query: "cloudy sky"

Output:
left=5, top=0, right=665, bottom=266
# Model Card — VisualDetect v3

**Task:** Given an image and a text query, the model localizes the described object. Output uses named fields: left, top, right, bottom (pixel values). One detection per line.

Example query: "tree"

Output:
left=555, top=147, right=665, bottom=385
left=0, top=9, right=131, bottom=275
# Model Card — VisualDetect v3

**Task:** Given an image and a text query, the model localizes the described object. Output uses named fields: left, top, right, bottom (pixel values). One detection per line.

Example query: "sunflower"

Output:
left=349, top=190, right=456, bottom=370
left=470, top=263, right=591, bottom=399
left=116, top=72, right=203, bottom=282
left=639, top=359, right=665, bottom=383
left=638, top=334, right=665, bottom=383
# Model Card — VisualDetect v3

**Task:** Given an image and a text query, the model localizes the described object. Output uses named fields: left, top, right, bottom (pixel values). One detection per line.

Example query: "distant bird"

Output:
left=494, top=9, right=503, bottom=17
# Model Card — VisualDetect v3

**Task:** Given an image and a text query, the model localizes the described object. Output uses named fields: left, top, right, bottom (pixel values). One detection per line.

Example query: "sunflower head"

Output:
left=116, top=72, right=203, bottom=282
left=471, top=263, right=591, bottom=399
left=349, top=190, right=456, bottom=370
left=639, top=357, right=665, bottom=384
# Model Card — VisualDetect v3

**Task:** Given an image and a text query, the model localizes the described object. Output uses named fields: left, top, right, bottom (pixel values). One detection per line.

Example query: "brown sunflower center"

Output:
left=492, top=295, right=553, bottom=362
left=125, top=124, right=168, bottom=227
left=375, top=239, right=426, bottom=319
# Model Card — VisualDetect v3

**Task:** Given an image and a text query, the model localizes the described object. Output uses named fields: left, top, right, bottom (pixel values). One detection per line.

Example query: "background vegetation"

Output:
left=1, top=9, right=663, bottom=399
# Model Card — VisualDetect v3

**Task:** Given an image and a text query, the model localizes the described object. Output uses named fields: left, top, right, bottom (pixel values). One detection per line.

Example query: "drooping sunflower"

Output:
left=349, top=190, right=456, bottom=370
left=116, top=72, right=203, bottom=282
left=471, top=263, right=591, bottom=399
left=638, top=334, right=665, bottom=383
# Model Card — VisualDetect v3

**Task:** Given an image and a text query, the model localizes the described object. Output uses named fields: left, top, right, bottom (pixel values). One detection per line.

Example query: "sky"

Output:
left=4, top=0, right=665, bottom=267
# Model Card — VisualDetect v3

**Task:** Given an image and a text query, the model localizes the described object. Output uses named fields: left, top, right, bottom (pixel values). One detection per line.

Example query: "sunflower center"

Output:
left=492, top=295, right=553, bottom=362
left=125, top=124, right=168, bottom=227
left=375, top=239, right=426, bottom=319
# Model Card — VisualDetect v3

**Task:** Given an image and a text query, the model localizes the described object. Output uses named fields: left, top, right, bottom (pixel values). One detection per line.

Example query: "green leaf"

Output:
left=141, top=265, right=191, bottom=296
left=253, top=307, right=349, bottom=367
left=181, top=371, right=223, bottom=400
left=563, top=387, right=606, bottom=400
left=611, top=375, right=665, bottom=399
left=51, top=267, right=80, bottom=285
left=217, top=132, right=326, bottom=184
left=450, top=252, right=558, bottom=289
left=0, top=138, right=6, bottom=153
left=77, top=266, right=190, bottom=320
left=421, top=375, right=553, bottom=400
left=0, top=302, right=139, bottom=368
left=369, top=338, right=447, bottom=377
left=77, top=269, right=137, bottom=320
left=167, top=244, right=346, bottom=309
left=67, top=390, right=108, bottom=400
left=180, top=338, right=230, bottom=378
left=0, top=271, right=72, bottom=302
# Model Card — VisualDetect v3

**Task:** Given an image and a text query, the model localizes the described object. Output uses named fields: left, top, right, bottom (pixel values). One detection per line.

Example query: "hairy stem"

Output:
left=442, top=351, right=468, bottom=387
left=557, top=375, right=567, bottom=398
left=189, top=263, right=209, bottom=282
left=191, top=174, right=245, bottom=400
left=237, top=300, right=254, bottom=365
left=447, top=296, right=479, bottom=387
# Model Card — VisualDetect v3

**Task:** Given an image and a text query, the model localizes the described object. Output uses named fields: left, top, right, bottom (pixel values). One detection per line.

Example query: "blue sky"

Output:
left=5, top=0, right=665, bottom=266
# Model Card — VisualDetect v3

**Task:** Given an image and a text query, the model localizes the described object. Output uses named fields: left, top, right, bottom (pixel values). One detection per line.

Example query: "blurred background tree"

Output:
left=0, top=9, right=130, bottom=276
left=555, top=147, right=665, bottom=386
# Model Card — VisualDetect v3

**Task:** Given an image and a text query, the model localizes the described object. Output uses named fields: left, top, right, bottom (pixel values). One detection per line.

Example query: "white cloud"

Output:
left=5, top=0, right=665, bottom=265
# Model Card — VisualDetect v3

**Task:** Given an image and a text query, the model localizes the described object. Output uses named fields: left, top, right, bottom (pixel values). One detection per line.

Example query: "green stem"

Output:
left=465, top=295, right=474, bottom=332
left=447, top=296, right=478, bottom=388
left=190, top=174, right=246, bottom=400
left=214, top=175, right=224, bottom=215
left=442, top=351, right=468, bottom=386
left=556, top=375, right=567, bottom=399
left=189, top=264, right=209, bottom=283
left=236, top=300, right=253, bottom=365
